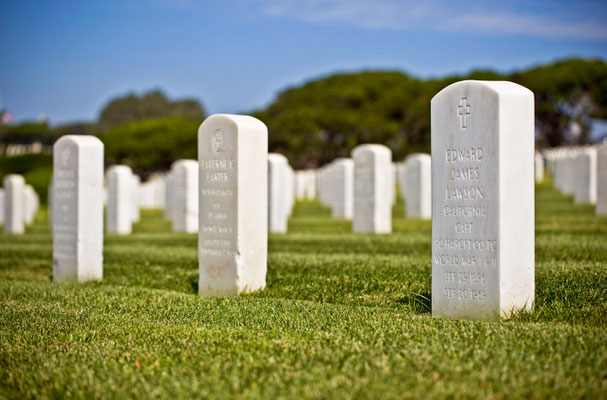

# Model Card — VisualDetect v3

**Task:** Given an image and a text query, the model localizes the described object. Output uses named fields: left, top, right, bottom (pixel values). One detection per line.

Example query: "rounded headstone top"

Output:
left=106, top=165, right=133, bottom=175
left=171, top=159, right=198, bottom=170
left=54, top=135, right=103, bottom=149
left=432, top=80, right=534, bottom=105
left=405, top=153, right=431, bottom=163
left=3, top=174, right=25, bottom=184
left=199, top=114, right=267, bottom=135
left=268, top=153, right=288, bottom=164
left=351, top=143, right=392, bottom=159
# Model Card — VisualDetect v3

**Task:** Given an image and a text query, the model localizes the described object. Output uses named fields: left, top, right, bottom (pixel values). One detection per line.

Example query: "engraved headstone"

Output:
left=352, top=144, right=392, bottom=233
left=52, top=136, right=104, bottom=281
left=198, top=114, right=268, bottom=296
left=171, top=159, right=199, bottom=233
left=268, top=153, right=289, bottom=233
left=596, top=144, right=607, bottom=215
left=431, top=80, right=535, bottom=321
left=330, top=158, right=354, bottom=219
left=3, top=174, right=25, bottom=234
left=403, top=153, right=432, bottom=219
left=106, top=165, right=133, bottom=234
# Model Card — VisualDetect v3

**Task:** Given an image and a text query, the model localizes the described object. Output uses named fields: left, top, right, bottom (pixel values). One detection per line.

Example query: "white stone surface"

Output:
left=131, top=174, right=141, bottom=223
left=106, top=165, right=133, bottom=234
left=164, top=172, right=174, bottom=219
left=171, top=159, right=199, bottom=233
left=403, top=153, right=432, bottom=219
left=573, top=147, right=597, bottom=204
left=330, top=158, right=354, bottom=219
left=198, top=114, right=268, bottom=296
left=52, top=135, right=104, bottom=282
left=534, top=152, right=544, bottom=183
left=268, top=153, right=289, bottom=233
left=389, top=162, right=396, bottom=205
left=352, top=144, right=392, bottom=233
left=596, top=144, right=607, bottom=215
left=23, top=184, right=39, bottom=225
left=3, top=175, right=24, bottom=234
left=431, top=80, right=535, bottom=321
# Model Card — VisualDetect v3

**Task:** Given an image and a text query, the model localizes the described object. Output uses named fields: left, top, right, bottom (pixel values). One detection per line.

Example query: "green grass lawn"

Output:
left=0, top=181, right=605, bottom=399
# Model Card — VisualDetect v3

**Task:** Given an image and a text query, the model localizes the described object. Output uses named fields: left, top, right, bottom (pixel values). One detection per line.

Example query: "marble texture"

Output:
left=431, top=80, right=535, bottom=321
left=198, top=114, right=268, bottom=296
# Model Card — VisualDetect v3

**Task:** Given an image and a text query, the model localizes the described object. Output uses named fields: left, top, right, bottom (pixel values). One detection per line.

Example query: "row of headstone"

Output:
left=2, top=174, right=40, bottom=234
left=139, top=174, right=166, bottom=209
left=41, top=80, right=539, bottom=323
left=294, top=170, right=316, bottom=200
left=543, top=143, right=606, bottom=213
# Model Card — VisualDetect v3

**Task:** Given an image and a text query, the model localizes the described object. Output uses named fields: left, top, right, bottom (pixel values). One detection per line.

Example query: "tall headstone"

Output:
left=198, top=114, right=268, bottom=296
left=330, top=158, right=354, bottom=219
left=52, top=136, right=104, bottom=282
left=171, top=159, right=199, bottom=233
left=431, top=80, right=535, bottom=321
left=3, top=174, right=25, bottom=234
left=573, top=147, right=597, bottom=204
left=596, top=144, right=607, bottom=215
left=106, top=165, right=133, bottom=235
left=268, top=153, right=289, bottom=233
left=403, top=153, right=432, bottom=219
left=352, top=144, right=392, bottom=233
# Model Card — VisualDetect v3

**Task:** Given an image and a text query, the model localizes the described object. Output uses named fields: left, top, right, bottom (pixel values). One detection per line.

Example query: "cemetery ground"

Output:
left=0, top=182, right=605, bottom=399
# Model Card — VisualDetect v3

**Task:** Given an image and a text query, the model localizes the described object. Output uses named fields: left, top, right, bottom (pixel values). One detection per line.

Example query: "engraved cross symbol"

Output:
left=458, top=98, right=470, bottom=129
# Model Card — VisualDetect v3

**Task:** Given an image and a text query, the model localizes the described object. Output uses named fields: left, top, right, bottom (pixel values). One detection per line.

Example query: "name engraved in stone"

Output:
left=433, top=238, right=497, bottom=251
left=450, top=167, right=480, bottom=181
left=446, top=148, right=484, bottom=162
left=443, top=205, right=486, bottom=217
left=201, top=224, right=234, bottom=234
left=434, top=255, right=496, bottom=268
left=201, top=188, right=234, bottom=197
left=200, top=159, right=236, bottom=170
left=445, top=186, right=483, bottom=200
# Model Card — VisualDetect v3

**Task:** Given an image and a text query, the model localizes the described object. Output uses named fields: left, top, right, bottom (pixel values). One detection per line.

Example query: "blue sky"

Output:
left=1, top=0, right=606, bottom=124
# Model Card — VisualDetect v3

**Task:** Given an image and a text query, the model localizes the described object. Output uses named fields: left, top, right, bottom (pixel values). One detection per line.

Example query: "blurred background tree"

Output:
left=1, top=57, right=606, bottom=197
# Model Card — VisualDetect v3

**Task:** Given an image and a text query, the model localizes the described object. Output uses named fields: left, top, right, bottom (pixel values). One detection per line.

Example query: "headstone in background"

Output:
left=164, top=172, right=174, bottom=219
left=596, top=143, right=607, bottom=215
left=352, top=144, right=392, bottom=233
left=23, top=184, right=39, bottom=225
left=534, top=152, right=544, bottom=183
left=330, top=158, right=354, bottom=219
left=52, top=135, right=104, bottom=282
left=3, top=174, right=25, bottom=234
left=431, top=80, right=535, bottom=321
left=198, top=114, right=268, bottom=296
left=171, top=159, right=199, bottom=233
left=268, top=153, right=289, bottom=233
left=403, top=153, right=432, bottom=219
left=573, top=147, right=597, bottom=204
left=106, top=165, right=133, bottom=235
left=131, top=174, right=141, bottom=223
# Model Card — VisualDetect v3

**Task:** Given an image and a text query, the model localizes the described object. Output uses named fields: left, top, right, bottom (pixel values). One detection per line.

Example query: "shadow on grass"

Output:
left=397, top=292, right=431, bottom=314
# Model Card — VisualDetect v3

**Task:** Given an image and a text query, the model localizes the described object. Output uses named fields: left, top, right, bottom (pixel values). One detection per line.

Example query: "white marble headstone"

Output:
left=3, top=174, right=25, bottom=234
left=198, top=114, right=268, bottom=296
left=352, top=144, right=392, bottom=233
left=330, top=158, right=354, bottom=219
left=106, top=165, right=133, bottom=235
left=596, top=144, right=607, bottom=215
left=171, top=159, right=199, bottom=233
left=403, top=153, right=432, bottom=219
left=534, top=152, right=544, bottom=183
left=52, top=135, right=104, bottom=282
left=268, top=153, right=289, bottom=233
left=431, top=80, right=535, bottom=321
left=573, top=147, right=597, bottom=204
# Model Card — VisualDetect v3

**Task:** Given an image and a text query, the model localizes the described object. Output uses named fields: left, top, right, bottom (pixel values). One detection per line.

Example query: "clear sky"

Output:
left=1, top=0, right=606, bottom=124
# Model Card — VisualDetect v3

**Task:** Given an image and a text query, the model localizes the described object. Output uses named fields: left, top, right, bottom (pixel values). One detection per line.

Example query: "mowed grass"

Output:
left=0, top=181, right=605, bottom=399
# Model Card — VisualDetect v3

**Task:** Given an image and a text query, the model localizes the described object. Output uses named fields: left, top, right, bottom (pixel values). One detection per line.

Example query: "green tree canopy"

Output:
left=97, top=90, right=205, bottom=130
